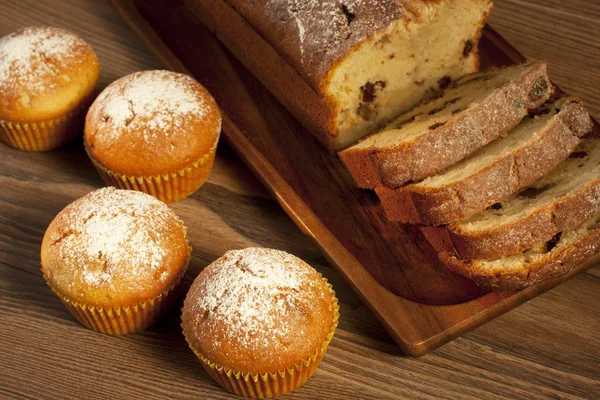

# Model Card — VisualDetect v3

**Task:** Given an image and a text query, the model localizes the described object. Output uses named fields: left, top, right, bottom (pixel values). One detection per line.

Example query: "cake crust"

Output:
left=226, top=0, right=407, bottom=90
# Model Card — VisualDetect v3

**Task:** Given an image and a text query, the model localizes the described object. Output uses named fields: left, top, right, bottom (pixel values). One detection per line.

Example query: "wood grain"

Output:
left=0, top=0, right=599, bottom=399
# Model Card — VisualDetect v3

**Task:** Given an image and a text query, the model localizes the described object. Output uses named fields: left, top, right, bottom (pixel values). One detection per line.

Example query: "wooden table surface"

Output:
left=1, top=1, right=599, bottom=399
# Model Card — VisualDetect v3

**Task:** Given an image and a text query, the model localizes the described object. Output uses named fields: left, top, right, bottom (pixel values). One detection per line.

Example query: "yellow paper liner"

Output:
left=184, top=278, right=340, bottom=399
left=46, top=246, right=192, bottom=335
left=0, top=101, right=88, bottom=152
left=86, top=142, right=217, bottom=203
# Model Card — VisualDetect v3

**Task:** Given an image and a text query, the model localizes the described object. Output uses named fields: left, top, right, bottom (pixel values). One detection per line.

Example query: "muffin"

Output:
left=0, top=26, right=100, bottom=151
left=181, top=248, right=339, bottom=398
left=84, top=70, right=221, bottom=203
left=41, top=187, right=191, bottom=335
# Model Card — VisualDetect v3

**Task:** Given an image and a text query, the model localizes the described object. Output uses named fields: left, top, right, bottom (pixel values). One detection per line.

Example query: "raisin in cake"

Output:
left=186, top=0, right=493, bottom=150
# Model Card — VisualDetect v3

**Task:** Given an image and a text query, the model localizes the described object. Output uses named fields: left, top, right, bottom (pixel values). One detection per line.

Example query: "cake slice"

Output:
left=376, top=97, right=593, bottom=224
left=188, top=0, right=493, bottom=150
left=339, top=60, right=553, bottom=188
left=422, top=135, right=600, bottom=260
left=441, top=213, right=600, bottom=291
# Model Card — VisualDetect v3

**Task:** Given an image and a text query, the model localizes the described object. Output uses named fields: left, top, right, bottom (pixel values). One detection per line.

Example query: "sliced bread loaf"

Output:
left=376, top=97, right=593, bottom=224
left=423, top=135, right=600, bottom=260
left=441, top=213, right=600, bottom=291
left=339, top=60, right=553, bottom=189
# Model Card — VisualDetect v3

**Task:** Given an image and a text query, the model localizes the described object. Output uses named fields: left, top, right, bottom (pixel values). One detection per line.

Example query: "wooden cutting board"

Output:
left=112, top=0, right=600, bottom=356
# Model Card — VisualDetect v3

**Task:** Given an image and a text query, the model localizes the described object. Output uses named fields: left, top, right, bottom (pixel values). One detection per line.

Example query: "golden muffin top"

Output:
left=181, top=247, right=338, bottom=375
left=41, top=187, right=190, bottom=309
left=85, top=70, right=221, bottom=177
left=0, top=26, right=99, bottom=121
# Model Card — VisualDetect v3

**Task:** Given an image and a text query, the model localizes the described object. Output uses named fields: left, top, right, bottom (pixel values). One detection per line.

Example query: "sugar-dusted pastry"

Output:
left=41, top=187, right=191, bottom=335
left=181, top=247, right=339, bottom=398
left=85, top=70, right=221, bottom=203
left=0, top=26, right=99, bottom=151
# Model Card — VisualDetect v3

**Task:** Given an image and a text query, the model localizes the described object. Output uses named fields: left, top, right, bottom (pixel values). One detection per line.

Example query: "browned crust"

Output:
left=376, top=98, right=593, bottom=224
left=440, top=222, right=600, bottom=291
left=423, top=175, right=600, bottom=260
left=224, top=0, right=412, bottom=91
left=185, top=0, right=335, bottom=148
left=339, top=60, right=553, bottom=189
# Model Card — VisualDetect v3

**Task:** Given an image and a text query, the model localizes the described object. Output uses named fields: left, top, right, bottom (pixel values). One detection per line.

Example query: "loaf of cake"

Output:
left=339, top=60, right=553, bottom=189
left=423, top=134, right=600, bottom=261
left=186, top=0, right=493, bottom=150
left=377, top=96, right=593, bottom=224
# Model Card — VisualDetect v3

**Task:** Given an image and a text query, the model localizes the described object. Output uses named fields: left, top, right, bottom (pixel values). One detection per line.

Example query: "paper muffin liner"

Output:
left=0, top=102, right=88, bottom=151
left=45, top=247, right=191, bottom=335
left=86, top=142, right=217, bottom=203
left=184, top=278, right=340, bottom=399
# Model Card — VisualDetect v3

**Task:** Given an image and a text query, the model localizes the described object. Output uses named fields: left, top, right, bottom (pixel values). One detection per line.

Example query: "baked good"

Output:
left=0, top=26, right=99, bottom=151
left=339, top=60, right=553, bottom=188
left=84, top=70, right=221, bottom=203
left=181, top=247, right=339, bottom=398
left=442, top=213, right=600, bottom=291
left=423, top=135, right=600, bottom=260
left=40, top=187, right=191, bottom=335
left=186, top=0, right=493, bottom=150
left=377, top=96, right=593, bottom=224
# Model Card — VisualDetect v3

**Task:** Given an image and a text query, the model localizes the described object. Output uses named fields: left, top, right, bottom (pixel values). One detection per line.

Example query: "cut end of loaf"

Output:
left=325, top=0, right=492, bottom=150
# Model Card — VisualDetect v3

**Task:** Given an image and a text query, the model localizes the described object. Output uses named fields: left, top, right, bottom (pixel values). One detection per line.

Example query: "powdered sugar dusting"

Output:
left=48, top=187, right=183, bottom=290
left=290, top=9, right=306, bottom=56
left=0, top=26, right=85, bottom=95
left=191, top=248, right=325, bottom=351
left=89, top=70, right=208, bottom=144
left=278, top=0, right=402, bottom=76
